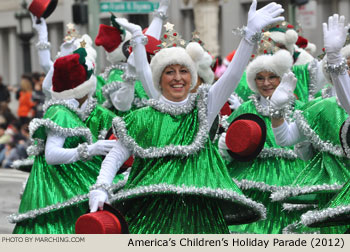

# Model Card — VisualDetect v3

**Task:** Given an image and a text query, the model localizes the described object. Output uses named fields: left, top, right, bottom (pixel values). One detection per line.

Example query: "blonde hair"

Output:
left=20, top=78, right=32, bottom=92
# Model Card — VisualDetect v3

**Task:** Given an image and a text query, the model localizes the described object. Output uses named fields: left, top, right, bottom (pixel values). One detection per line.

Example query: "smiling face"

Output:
left=255, top=71, right=281, bottom=98
left=160, top=64, right=192, bottom=102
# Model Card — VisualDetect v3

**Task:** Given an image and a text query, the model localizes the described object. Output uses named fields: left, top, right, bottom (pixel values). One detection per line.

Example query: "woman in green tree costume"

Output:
left=270, top=15, right=350, bottom=234
left=218, top=49, right=307, bottom=234
left=11, top=48, right=124, bottom=234
left=89, top=0, right=285, bottom=234
left=286, top=14, right=350, bottom=234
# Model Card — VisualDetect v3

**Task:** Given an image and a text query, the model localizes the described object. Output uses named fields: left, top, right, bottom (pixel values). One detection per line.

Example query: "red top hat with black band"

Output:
left=225, top=113, right=266, bottom=162
left=29, top=0, right=58, bottom=19
left=75, top=203, right=129, bottom=234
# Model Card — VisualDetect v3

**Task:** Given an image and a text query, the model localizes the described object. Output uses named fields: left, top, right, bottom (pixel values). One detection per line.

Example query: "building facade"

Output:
left=0, top=0, right=349, bottom=87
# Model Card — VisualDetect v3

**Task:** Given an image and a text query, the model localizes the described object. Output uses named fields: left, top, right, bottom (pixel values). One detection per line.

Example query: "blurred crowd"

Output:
left=0, top=73, right=45, bottom=168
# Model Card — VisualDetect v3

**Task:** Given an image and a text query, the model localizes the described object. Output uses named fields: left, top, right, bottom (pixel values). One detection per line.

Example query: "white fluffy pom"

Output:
left=186, top=42, right=204, bottom=62
left=285, top=29, right=298, bottom=45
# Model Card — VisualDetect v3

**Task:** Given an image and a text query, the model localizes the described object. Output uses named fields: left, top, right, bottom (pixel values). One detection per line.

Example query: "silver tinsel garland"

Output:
left=108, top=182, right=266, bottom=222
left=43, top=98, right=98, bottom=122
left=220, top=115, right=230, bottom=131
left=294, top=110, right=345, bottom=157
left=321, top=86, right=334, bottom=99
left=27, top=118, right=93, bottom=156
left=77, top=143, right=90, bottom=161
left=282, top=203, right=318, bottom=212
left=153, top=9, right=168, bottom=20
left=270, top=183, right=343, bottom=202
left=232, top=26, right=262, bottom=45
left=250, top=94, right=295, bottom=123
left=307, top=59, right=319, bottom=100
left=132, top=97, right=149, bottom=108
left=257, top=148, right=298, bottom=159
left=300, top=204, right=350, bottom=227
left=8, top=171, right=130, bottom=223
left=340, top=117, right=350, bottom=158
left=325, top=58, right=349, bottom=75
left=282, top=222, right=320, bottom=234
left=35, top=41, right=51, bottom=50
left=98, top=129, right=108, bottom=140
left=101, top=63, right=127, bottom=81
left=233, top=178, right=279, bottom=193
left=112, top=85, right=210, bottom=158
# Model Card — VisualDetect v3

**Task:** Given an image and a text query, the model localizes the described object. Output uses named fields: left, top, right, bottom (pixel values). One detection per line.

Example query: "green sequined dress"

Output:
left=108, top=85, right=266, bottom=234
left=12, top=100, right=125, bottom=234
left=223, top=95, right=306, bottom=234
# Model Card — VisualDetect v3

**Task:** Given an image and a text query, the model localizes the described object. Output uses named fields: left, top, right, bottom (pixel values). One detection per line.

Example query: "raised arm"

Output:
left=323, top=14, right=350, bottom=114
left=207, top=0, right=284, bottom=127
left=145, top=0, right=169, bottom=39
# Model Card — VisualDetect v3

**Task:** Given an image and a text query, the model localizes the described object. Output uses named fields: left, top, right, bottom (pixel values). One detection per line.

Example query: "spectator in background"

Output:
left=0, top=102, right=18, bottom=128
left=214, top=56, right=227, bottom=80
left=17, top=75, right=35, bottom=127
left=31, top=72, right=46, bottom=118
left=0, top=75, right=10, bottom=104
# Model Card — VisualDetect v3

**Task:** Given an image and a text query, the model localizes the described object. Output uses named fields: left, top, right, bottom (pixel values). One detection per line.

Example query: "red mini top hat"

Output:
left=75, top=203, right=129, bottom=234
left=28, top=0, right=58, bottom=19
left=225, top=113, right=266, bottom=162
left=296, top=36, right=308, bottom=49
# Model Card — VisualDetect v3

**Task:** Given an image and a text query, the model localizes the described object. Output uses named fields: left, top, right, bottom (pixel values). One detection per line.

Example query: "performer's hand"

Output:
left=323, top=14, right=348, bottom=64
left=115, top=18, right=142, bottom=37
left=246, top=0, right=284, bottom=38
left=269, top=72, right=297, bottom=109
left=228, top=94, right=241, bottom=110
left=31, top=14, right=48, bottom=42
left=158, top=0, right=170, bottom=13
left=88, top=140, right=116, bottom=157
left=89, top=189, right=108, bottom=212
left=218, top=133, right=233, bottom=162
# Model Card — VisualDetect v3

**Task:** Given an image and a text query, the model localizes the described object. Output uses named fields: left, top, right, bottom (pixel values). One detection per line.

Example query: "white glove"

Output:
left=246, top=0, right=285, bottom=38
left=87, top=140, right=116, bottom=157
left=115, top=18, right=142, bottom=37
left=323, top=14, right=349, bottom=64
left=89, top=189, right=108, bottom=212
left=31, top=14, right=48, bottom=42
left=269, top=72, right=297, bottom=109
left=218, top=133, right=233, bottom=162
left=158, top=0, right=170, bottom=13
left=59, top=38, right=77, bottom=57
left=228, top=94, right=241, bottom=110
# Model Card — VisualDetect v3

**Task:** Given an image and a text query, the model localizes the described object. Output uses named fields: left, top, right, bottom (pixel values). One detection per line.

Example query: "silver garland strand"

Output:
left=220, top=115, right=230, bottom=131
left=321, top=86, right=334, bottom=99
left=294, top=110, right=345, bottom=157
left=11, top=158, right=34, bottom=169
left=43, top=98, right=98, bottom=122
left=112, top=85, right=210, bottom=158
left=122, top=73, right=137, bottom=83
left=307, top=59, right=319, bottom=100
left=108, top=182, right=267, bottom=222
left=132, top=97, right=148, bottom=108
left=27, top=118, right=93, bottom=156
left=325, top=58, right=349, bottom=75
left=8, top=171, right=130, bottom=223
left=250, top=94, right=295, bottom=123
left=282, top=222, right=320, bottom=234
left=270, top=183, right=344, bottom=202
left=300, top=204, right=350, bottom=227
left=232, top=26, right=262, bottom=45
left=258, top=148, right=298, bottom=159
left=77, top=143, right=90, bottom=161
left=90, top=183, right=113, bottom=197
left=35, top=41, right=51, bottom=50
left=101, top=63, right=127, bottom=81
left=130, top=35, right=148, bottom=48
left=153, top=9, right=168, bottom=20
left=340, top=117, right=350, bottom=158
left=282, top=203, right=318, bottom=212
left=233, top=178, right=279, bottom=193
left=98, top=129, right=108, bottom=140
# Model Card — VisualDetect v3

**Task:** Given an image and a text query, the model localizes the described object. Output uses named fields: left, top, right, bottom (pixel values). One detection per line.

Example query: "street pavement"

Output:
left=0, top=168, right=29, bottom=234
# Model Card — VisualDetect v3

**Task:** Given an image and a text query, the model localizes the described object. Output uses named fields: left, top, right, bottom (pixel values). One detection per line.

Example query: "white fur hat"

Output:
left=305, top=42, right=317, bottom=56
left=150, top=47, right=198, bottom=92
left=246, top=49, right=293, bottom=93
left=186, top=42, right=214, bottom=84
left=294, top=46, right=314, bottom=65
left=269, top=29, right=298, bottom=55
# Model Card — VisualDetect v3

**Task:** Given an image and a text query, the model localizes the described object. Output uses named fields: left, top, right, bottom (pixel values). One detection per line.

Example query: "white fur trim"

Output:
left=186, top=42, right=214, bottom=84
left=294, top=47, right=314, bottom=65
left=269, top=29, right=298, bottom=54
left=51, top=75, right=97, bottom=100
left=306, top=42, right=317, bottom=56
left=246, top=49, right=293, bottom=92
left=106, top=31, right=132, bottom=64
left=150, top=47, right=197, bottom=92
